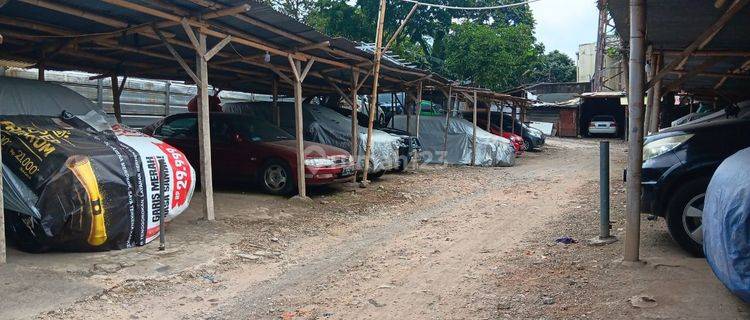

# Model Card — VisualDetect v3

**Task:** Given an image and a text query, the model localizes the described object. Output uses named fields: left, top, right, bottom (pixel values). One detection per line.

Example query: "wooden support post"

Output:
left=196, top=31, right=215, bottom=221
left=413, top=81, right=423, bottom=170
left=511, top=103, right=517, bottom=135
left=350, top=69, right=360, bottom=183
left=499, top=103, right=504, bottom=136
left=624, top=0, right=646, bottom=263
left=288, top=57, right=315, bottom=197
left=644, top=53, right=655, bottom=135
left=165, top=81, right=171, bottom=116
left=442, top=86, right=452, bottom=165
left=406, top=91, right=412, bottom=134
left=37, top=59, right=45, bottom=81
left=97, top=78, right=104, bottom=110
left=471, top=91, right=478, bottom=166
left=292, top=60, right=306, bottom=198
left=361, top=0, right=387, bottom=186
left=110, top=75, right=127, bottom=123
left=486, top=100, right=492, bottom=132
left=272, top=76, right=280, bottom=126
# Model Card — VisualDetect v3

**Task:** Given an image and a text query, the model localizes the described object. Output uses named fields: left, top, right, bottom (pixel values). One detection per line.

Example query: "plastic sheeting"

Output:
left=223, top=102, right=402, bottom=173
left=1, top=78, right=195, bottom=251
left=703, top=147, right=750, bottom=302
left=391, top=115, right=515, bottom=167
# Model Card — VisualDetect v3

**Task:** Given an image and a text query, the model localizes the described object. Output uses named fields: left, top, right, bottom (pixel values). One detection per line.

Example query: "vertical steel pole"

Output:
left=624, top=0, right=646, bottom=263
left=600, top=141, right=611, bottom=238
left=158, top=158, right=166, bottom=251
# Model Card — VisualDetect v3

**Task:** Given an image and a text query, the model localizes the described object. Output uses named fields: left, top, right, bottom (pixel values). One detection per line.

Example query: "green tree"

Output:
left=527, top=50, right=577, bottom=83
left=443, top=22, right=543, bottom=91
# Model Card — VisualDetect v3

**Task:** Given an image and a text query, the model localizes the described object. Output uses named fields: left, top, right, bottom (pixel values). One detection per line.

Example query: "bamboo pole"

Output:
left=499, top=103, right=504, bottom=136
left=472, top=91, right=478, bottom=166
left=486, top=100, right=492, bottom=132
left=361, top=0, right=387, bottom=186
left=351, top=69, right=360, bottom=183
left=196, top=31, right=215, bottom=221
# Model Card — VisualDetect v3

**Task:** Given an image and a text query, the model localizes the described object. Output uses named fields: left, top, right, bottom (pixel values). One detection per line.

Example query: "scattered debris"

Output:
left=541, top=296, right=556, bottom=305
left=236, top=253, right=261, bottom=261
left=555, top=236, right=578, bottom=244
left=368, top=298, right=386, bottom=307
left=629, top=295, right=658, bottom=308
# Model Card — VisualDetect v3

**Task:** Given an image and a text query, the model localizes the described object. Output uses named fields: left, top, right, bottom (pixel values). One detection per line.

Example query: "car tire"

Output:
left=523, top=138, right=532, bottom=151
left=370, top=170, right=386, bottom=179
left=665, top=178, right=709, bottom=257
left=259, top=159, right=296, bottom=196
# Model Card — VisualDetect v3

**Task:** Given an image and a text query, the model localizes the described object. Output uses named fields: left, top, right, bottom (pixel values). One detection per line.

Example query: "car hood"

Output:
left=261, top=139, right=350, bottom=158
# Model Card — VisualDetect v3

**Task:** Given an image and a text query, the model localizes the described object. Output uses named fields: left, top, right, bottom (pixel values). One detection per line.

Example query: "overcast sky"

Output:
left=529, top=0, right=599, bottom=60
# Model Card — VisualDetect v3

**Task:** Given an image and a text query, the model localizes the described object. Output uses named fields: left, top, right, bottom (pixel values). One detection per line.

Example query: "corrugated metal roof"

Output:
left=608, top=0, right=750, bottom=101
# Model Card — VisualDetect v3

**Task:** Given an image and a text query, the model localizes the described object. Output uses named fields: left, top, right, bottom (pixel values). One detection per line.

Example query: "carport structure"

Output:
left=608, top=0, right=750, bottom=261
left=0, top=0, right=441, bottom=227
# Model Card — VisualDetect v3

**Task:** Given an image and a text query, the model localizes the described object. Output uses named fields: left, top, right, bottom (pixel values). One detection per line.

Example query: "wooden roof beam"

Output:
left=664, top=57, right=725, bottom=92
left=649, top=0, right=749, bottom=87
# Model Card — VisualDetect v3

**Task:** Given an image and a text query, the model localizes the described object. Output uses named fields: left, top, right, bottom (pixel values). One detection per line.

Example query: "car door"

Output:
left=209, top=117, right=256, bottom=181
left=153, top=116, right=199, bottom=169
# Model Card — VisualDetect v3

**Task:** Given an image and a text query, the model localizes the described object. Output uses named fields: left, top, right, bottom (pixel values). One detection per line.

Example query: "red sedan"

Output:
left=473, top=118, right=525, bottom=155
left=143, top=113, right=356, bottom=195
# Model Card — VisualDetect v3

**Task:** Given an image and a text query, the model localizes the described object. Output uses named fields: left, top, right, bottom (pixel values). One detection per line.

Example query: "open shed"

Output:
left=607, top=0, right=750, bottom=262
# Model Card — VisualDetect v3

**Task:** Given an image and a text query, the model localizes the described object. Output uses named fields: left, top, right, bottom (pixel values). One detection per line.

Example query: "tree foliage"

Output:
left=265, top=0, right=576, bottom=91
left=526, top=50, right=577, bottom=84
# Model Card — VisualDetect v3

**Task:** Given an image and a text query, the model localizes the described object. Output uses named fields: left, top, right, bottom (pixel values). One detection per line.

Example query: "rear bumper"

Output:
left=589, top=127, right=617, bottom=134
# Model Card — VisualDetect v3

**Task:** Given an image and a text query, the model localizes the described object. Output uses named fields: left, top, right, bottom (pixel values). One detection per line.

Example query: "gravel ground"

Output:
left=3, top=138, right=747, bottom=320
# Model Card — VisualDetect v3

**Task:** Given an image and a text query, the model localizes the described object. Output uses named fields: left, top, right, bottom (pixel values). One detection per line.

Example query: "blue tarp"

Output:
left=703, top=147, right=750, bottom=302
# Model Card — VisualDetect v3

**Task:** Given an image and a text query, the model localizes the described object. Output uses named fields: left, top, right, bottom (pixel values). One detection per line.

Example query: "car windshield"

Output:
left=591, top=115, right=614, bottom=122
left=230, top=116, right=293, bottom=142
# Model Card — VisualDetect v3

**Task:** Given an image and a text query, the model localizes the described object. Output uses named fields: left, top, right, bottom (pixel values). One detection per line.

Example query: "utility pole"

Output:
left=593, top=0, right=609, bottom=91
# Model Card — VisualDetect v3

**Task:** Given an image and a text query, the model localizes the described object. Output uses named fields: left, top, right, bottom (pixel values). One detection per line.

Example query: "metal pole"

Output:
left=600, top=141, right=611, bottom=238
left=361, top=0, right=387, bottom=186
left=624, top=0, right=646, bottom=263
left=158, top=158, right=166, bottom=251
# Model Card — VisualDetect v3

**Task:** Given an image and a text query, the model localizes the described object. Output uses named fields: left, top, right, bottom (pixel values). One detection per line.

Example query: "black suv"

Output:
left=641, top=107, right=750, bottom=256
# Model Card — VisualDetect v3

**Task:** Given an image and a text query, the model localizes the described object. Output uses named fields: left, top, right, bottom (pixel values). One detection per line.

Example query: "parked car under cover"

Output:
left=0, top=77, right=196, bottom=252
left=392, top=115, right=515, bottom=167
left=223, top=102, right=402, bottom=176
left=588, top=115, right=618, bottom=136
left=462, top=111, right=545, bottom=150
left=640, top=105, right=750, bottom=255
left=143, top=113, right=356, bottom=195
left=703, top=147, right=750, bottom=302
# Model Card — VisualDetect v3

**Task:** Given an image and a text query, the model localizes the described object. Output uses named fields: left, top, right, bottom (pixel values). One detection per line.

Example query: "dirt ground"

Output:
left=2, top=138, right=747, bottom=319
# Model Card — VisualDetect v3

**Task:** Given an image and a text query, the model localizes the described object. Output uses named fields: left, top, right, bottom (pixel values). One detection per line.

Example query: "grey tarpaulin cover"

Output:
left=703, top=147, right=750, bottom=302
left=1, top=77, right=195, bottom=251
left=391, top=115, right=514, bottom=167
left=224, top=102, right=401, bottom=172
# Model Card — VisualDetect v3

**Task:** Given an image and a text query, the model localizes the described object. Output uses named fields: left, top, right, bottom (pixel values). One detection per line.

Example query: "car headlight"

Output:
left=527, top=130, right=541, bottom=138
left=304, top=158, right=335, bottom=167
left=348, top=155, right=354, bottom=164
left=643, top=134, right=693, bottom=161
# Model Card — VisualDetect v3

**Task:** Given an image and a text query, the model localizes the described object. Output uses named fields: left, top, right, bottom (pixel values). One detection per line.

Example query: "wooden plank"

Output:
left=153, top=26, right=201, bottom=85
left=664, top=57, right=724, bottom=92
left=200, top=3, right=251, bottom=19
left=442, top=86, right=452, bottom=165
left=0, top=113, right=5, bottom=264
left=382, top=3, right=419, bottom=54
left=196, top=32, right=215, bottom=221
left=414, top=81, right=423, bottom=170
left=204, top=35, right=232, bottom=61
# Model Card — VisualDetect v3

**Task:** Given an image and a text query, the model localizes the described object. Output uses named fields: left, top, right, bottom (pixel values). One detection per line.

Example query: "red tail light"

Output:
left=609, top=122, right=617, bottom=127
left=589, top=122, right=596, bottom=127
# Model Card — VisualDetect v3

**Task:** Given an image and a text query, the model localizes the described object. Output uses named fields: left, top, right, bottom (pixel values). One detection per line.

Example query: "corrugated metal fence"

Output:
left=1, top=68, right=282, bottom=128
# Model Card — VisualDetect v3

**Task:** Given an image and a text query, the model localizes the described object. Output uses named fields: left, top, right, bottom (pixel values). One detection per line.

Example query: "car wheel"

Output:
left=259, top=159, right=295, bottom=195
left=523, top=138, right=531, bottom=151
left=371, top=170, right=386, bottom=179
left=665, top=178, right=709, bottom=257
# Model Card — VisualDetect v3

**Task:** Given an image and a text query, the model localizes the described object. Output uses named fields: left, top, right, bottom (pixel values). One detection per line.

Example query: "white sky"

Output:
left=529, top=0, right=599, bottom=60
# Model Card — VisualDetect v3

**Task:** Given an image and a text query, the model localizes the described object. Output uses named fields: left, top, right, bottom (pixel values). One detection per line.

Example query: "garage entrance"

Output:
left=578, top=93, right=626, bottom=138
